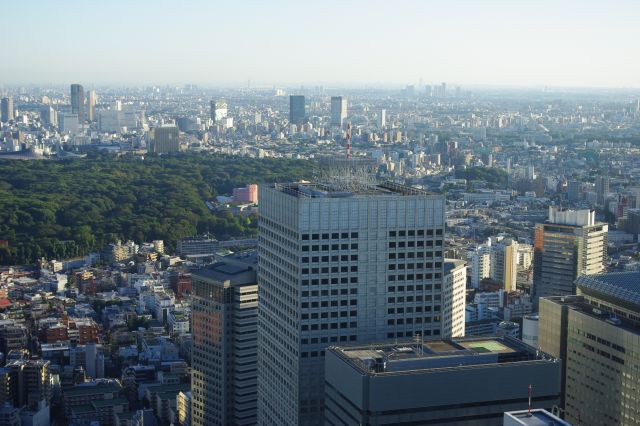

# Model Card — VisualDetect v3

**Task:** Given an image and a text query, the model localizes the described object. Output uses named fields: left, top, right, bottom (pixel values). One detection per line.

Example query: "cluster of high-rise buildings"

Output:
left=1, top=83, right=640, bottom=425
left=187, top=176, right=632, bottom=425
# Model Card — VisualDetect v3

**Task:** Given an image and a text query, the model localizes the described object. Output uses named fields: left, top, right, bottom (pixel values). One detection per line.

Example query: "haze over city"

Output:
left=3, top=0, right=640, bottom=87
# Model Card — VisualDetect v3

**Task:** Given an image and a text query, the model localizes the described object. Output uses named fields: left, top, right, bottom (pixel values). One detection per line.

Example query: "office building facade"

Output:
left=191, top=252, right=259, bottom=426
left=257, top=180, right=446, bottom=425
left=330, top=96, right=347, bottom=127
left=210, top=99, right=228, bottom=123
left=533, top=207, right=607, bottom=303
left=289, top=95, right=306, bottom=125
left=325, top=336, right=561, bottom=426
left=1, top=97, right=14, bottom=122
left=87, top=90, right=96, bottom=121
left=150, top=125, right=180, bottom=153
left=70, top=84, right=85, bottom=123
left=539, top=273, right=640, bottom=426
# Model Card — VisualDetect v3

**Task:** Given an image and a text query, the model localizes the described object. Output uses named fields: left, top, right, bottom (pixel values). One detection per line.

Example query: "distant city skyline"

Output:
left=3, top=0, right=640, bottom=88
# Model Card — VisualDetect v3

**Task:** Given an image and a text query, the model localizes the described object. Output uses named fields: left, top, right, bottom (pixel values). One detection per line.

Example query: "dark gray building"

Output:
left=70, top=84, right=85, bottom=123
left=1, top=97, right=14, bottom=122
left=289, top=95, right=306, bottom=126
left=150, top=125, right=180, bottom=153
left=325, top=336, right=561, bottom=426
left=191, top=251, right=259, bottom=426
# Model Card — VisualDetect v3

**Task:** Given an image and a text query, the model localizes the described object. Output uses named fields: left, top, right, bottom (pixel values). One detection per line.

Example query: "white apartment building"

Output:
left=443, top=259, right=466, bottom=337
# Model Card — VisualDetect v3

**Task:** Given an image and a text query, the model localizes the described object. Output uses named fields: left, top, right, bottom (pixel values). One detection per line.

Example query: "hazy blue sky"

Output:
left=3, top=0, right=639, bottom=87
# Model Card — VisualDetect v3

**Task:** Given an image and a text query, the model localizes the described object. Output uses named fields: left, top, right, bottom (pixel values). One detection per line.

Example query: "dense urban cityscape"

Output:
left=2, top=1, right=640, bottom=426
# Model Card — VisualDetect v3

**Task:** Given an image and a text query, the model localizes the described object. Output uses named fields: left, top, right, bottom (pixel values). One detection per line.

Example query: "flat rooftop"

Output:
left=331, top=336, right=554, bottom=375
left=504, top=409, right=571, bottom=425
left=272, top=181, right=433, bottom=198
left=192, top=259, right=256, bottom=286
left=544, top=295, right=639, bottom=334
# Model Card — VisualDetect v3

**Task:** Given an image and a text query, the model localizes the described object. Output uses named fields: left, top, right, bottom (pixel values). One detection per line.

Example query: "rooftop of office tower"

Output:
left=576, top=271, right=640, bottom=311
left=271, top=180, right=434, bottom=198
left=542, top=295, right=640, bottom=333
left=327, top=336, right=556, bottom=376
left=267, top=157, right=438, bottom=198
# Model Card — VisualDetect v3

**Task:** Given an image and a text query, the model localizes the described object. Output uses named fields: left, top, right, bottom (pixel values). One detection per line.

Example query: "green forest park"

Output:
left=0, top=153, right=310, bottom=265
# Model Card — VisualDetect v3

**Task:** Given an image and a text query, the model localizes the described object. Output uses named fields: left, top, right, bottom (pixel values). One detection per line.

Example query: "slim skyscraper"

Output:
left=289, top=95, right=305, bottom=125
left=595, top=175, right=610, bottom=206
left=70, top=84, right=85, bottom=123
left=1, top=97, right=14, bottom=122
left=330, top=96, right=347, bottom=127
left=378, top=109, right=386, bottom=128
left=533, top=207, right=607, bottom=303
left=191, top=252, right=259, bottom=426
left=257, top=178, right=446, bottom=425
left=87, top=90, right=96, bottom=122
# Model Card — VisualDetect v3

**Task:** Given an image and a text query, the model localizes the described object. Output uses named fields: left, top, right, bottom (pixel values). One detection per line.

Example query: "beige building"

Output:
left=491, top=237, right=519, bottom=292
left=538, top=272, right=640, bottom=425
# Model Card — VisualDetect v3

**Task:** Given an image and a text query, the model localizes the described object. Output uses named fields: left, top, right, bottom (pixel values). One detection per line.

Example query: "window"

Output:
left=351, top=232, right=358, bottom=238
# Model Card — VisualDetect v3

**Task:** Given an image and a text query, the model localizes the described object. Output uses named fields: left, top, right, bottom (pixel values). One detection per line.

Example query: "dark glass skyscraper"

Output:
left=70, top=84, right=85, bottom=123
left=289, top=95, right=305, bottom=126
left=0, top=97, right=14, bottom=122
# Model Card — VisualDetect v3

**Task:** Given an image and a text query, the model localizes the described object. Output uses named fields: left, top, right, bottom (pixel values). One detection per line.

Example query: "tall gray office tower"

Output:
left=257, top=175, right=446, bottom=426
left=70, top=84, right=85, bottom=123
left=595, top=175, right=610, bottom=206
left=330, top=96, right=347, bottom=127
left=289, top=95, right=306, bottom=125
left=1, top=97, right=14, bottom=122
